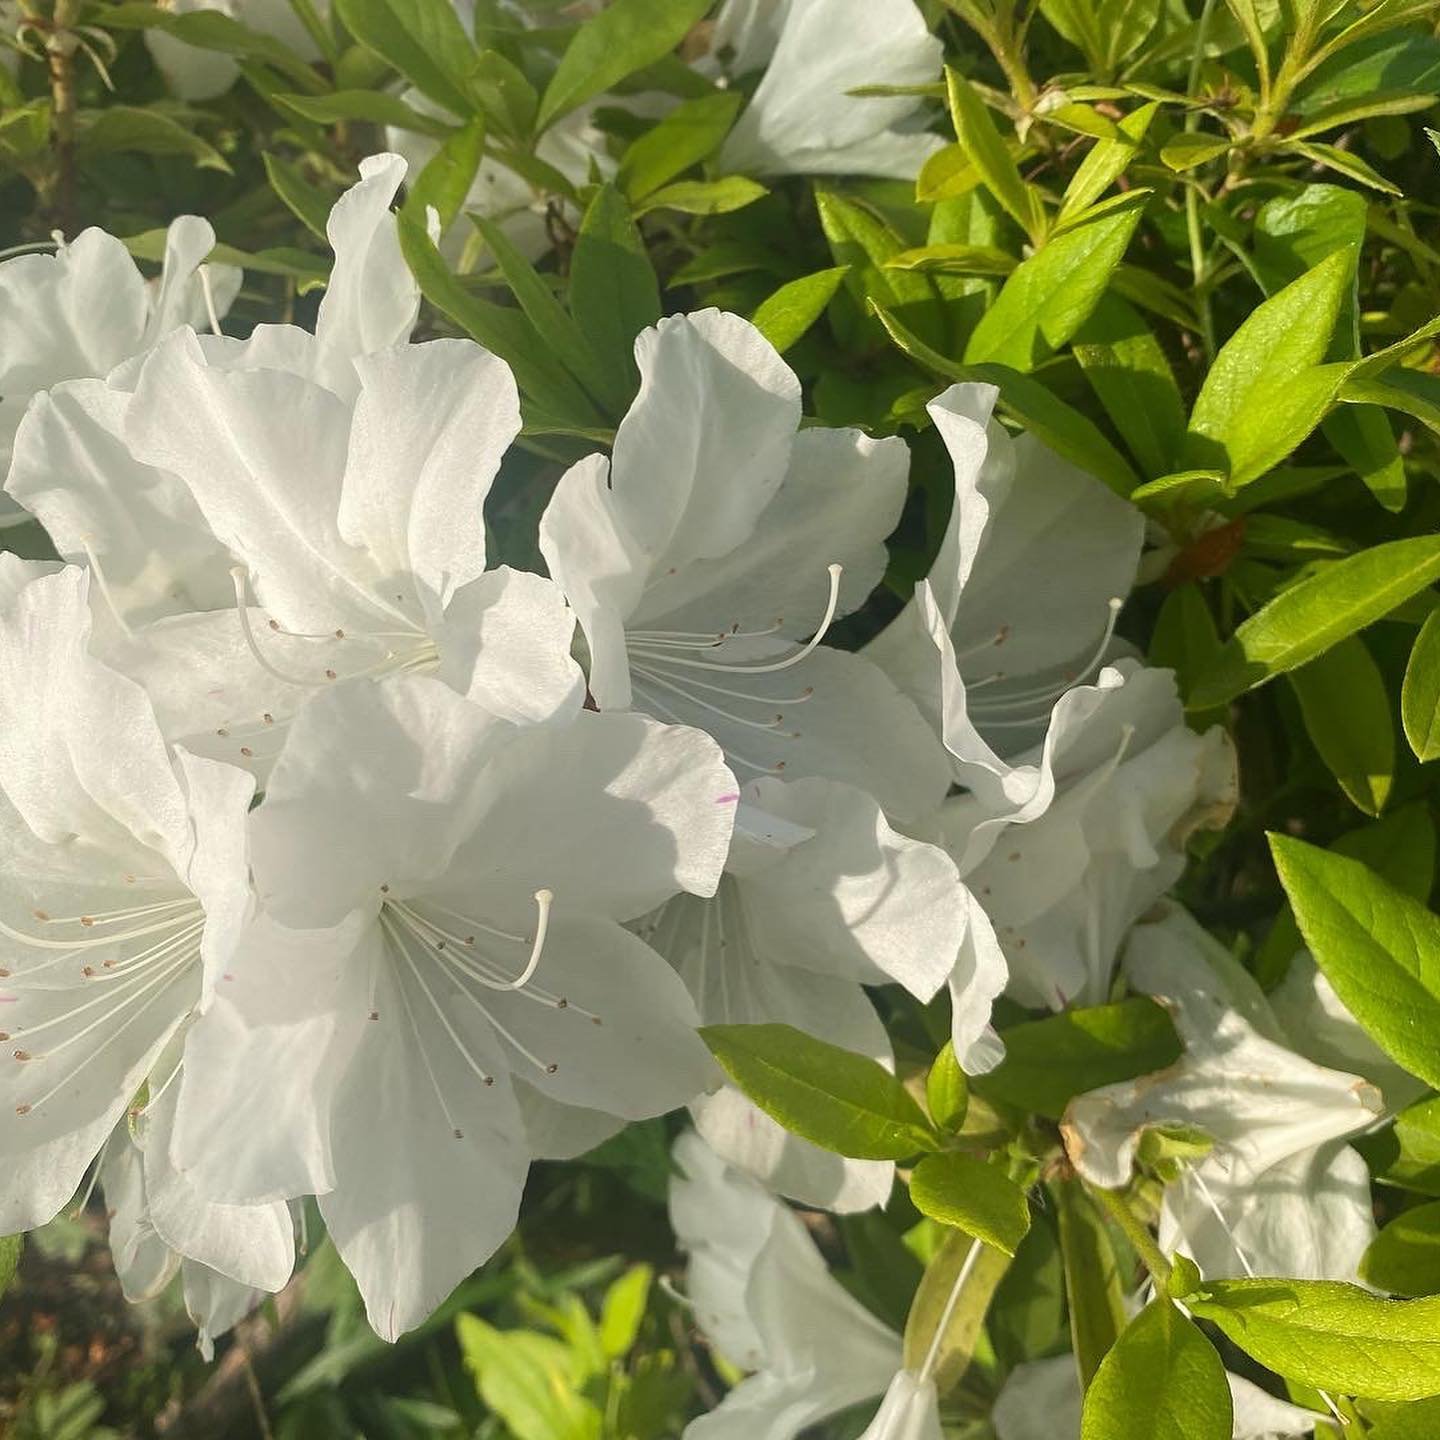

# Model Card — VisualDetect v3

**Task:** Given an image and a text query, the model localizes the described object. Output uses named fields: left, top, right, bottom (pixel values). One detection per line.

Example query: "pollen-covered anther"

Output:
left=15, top=1103, right=30, bottom=1116
left=14, top=1049, right=32, bottom=1061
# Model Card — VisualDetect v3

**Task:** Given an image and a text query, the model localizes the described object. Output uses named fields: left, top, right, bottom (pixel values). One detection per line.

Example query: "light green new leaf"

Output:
left=1183, top=248, right=1352, bottom=479
left=1289, top=636, right=1393, bottom=816
left=1190, top=1279, right=1440, bottom=1401
left=945, top=67, right=1045, bottom=241
left=700, top=1023, right=939, bottom=1161
left=536, top=0, right=712, bottom=132
left=1074, top=292, right=1185, bottom=478
left=618, top=91, right=742, bottom=200
left=747, top=267, right=847, bottom=353
left=964, top=190, right=1149, bottom=372
left=334, top=0, right=479, bottom=118
left=1081, top=1300, right=1232, bottom=1439
left=1159, top=132, right=1230, bottom=170
left=1055, top=1179, right=1127, bottom=1387
left=925, top=1040, right=969, bottom=1133
left=1404, top=611, right=1440, bottom=763
left=974, top=999, right=1182, bottom=1120
left=1291, top=140, right=1402, bottom=194
left=1271, top=834, right=1440, bottom=1089
left=1060, top=101, right=1158, bottom=221
left=598, top=1264, right=652, bottom=1359
left=456, top=1315, right=602, bottom=1440
left=1345, top=370, right=1440, bottom=437
left=1362, top=1202, right=1440, bottom=1298
left=1190, top=535, right=1440, bottom=707
left=910, top=1154, right=1031, bottom=1255
left=634, top=176, right=767, bottom=217
left=902, top=1230, right=1012, bottom=1390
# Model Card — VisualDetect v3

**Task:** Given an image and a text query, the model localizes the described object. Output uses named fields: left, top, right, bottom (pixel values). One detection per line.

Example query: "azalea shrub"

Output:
left=3, top=0, right=1440, bottom=1436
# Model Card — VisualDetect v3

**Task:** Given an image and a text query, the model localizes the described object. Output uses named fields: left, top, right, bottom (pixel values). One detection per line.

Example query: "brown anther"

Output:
left=369, top=1009, right=380, bottom=1021
left=545, top=1063, right=558, bottom=1074
left=324, top=669, right=338, bottom=680
left=240, top=747, right=254, bottom=758
left=82, top=966, right=95, bottom=977
left=262, top=713, right=274, bottom=725
left=32, top=910, right=48, bottom=922
left=591, top=1017, right=603, bottom=1027
left=464, top=936, right=475, bottom=946
left=334, top=629, right=346, bottom=639
left=80, top=916, right=94, bottom=927
left=217, top=727, right=230, bottom=738
left=268, top=618, right=281, bottom=631
left=557, top=997, right=568, bottom=1009
left=452, top=1127, right=464, bottom=1139
left=15, top=1103, right=30, bottom=1116
left=483, top=1076, right=495, bottom=1086
left=14, top=1050, right=32, bottom=1061
left=0, top=968, right=10, bottom=978
left=380, top=884, right=390, bottom=894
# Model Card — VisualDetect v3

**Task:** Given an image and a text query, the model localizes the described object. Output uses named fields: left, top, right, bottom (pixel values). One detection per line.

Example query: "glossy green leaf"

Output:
left=272, top=88, right=453, bottom=135
left=536, top=0, right=713, bottom=131
left=1159, top=132, right=1231, bottom=170
left=262, top=152, right=331, bottom=240
left=964, top=191, right=1149, bottom=372
left=1289, top=636, right=1394, bottom=816
left=700, top=1023, right=938, bottom=1161
left=944, top=67, right=1044, bottom=241
left=1060, top=101, right=1158, bottom=221
left=748, top=266, right=848, bottom=353
left=1404, top=611, right=1440, bottom=763
left=1271, top=834, right=1440, bottom=1089
left=598, top=1264, right=652, bottom=1358
left=403, top=117, right=484, bottom=233
left=1362, top=1202, right=1440, bottom=1298
left=634, top=176, right=767, bottom=217
left=910, top=1154, right=1031, bottom=1255
left=1345, top=370, right=1440, bottom=437
left=1190, top=1279, right=1440, bottom=1400
left=925, top=1040, right=969, bottom=1133
left=77, top=106, right=229, bottom=173
left=333, top=0, right=480, bottom=117
left=618, top=91, right=742, bottom=199
left=974, top=999, right=1183, bottom=1120
left=1081, top=1300, right=1232, bottom=1439
left=1191, top=536, right=1440, bottom=707
left=456, top=1314, right=602, bottom=1440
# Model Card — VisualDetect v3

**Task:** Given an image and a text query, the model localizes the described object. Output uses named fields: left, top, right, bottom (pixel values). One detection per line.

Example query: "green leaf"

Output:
left=1271, top=834, right=1440, bottom=1086
left=1081, top=1300, right=1232, bottom=1439
left=1055, top=1178, right=1127, bottom=1387
left=944, top=67, right=1045, bottom=242
left=272, top=88, right=453, bottom=135
left=77, top=106, right=229, bottom=173
left=1060, top=100, right=1158, bottom=221
left=1167, top=1253, right=1204, bottom=1302
left=1344, top=370, right=1440, bottom=436
left=397, top=211, right=602, bottom=425
left=568, top=184, right=661, bottom=398
left=990, top=1215, right=1066, bottom=1366
left=1149, top=584, right=1222, bottom=706
left=901, top=1230, right=1012, bottom=1390
left=910, top=1154, right=1031, bottom=1255
left=964, top=191, right=1149, bottom=372
left=1189, top=1279, right=1440, bottom=1400
left=974, top=999, right=1183, bottom=1120
left=699, top=1023, right=939, bottom=1161
left=1183, top=248, right=1353, bottom=481
left=1363, top=1202, right=1440, bottom=1298
left=1073, top=292, right=1185, bottom=478
left=598, top=1264, right=652, bottom=1358
left=333, top=0, right=480, bottom=118
left=1362, top=1096, right=1440, bottom=1198
left=618, top=91, right=742, bottom=199
left=469, top=214, right=622, bottom=415
left=1191, top=535, right=1440, bottom=707
left=1289, top=636, right=1394, bottom=816
left=925, top=1040, right=969, bottom=1133
left=871, top=305, right=1139, bottom=495
left=0, top=1234, right=20, bottom=1302
left=404, top=117, right=485, bottom=233
left=456, top=1315, right=603, bottom=1440
left=633, top=176, right=766, bottom=217
left=1290, top=139, right=1402, bottom=194
left=887, top=244, right=1016, bottom=277
left=536, top=0, right=713, bottom=132
left=262, top=153, right=331, bottom=240
left=1159, top=132, right=1231, bottom=170
left=1405, top=611, right=1440, bottom=763
left=748, top=266, right=848, bottom=354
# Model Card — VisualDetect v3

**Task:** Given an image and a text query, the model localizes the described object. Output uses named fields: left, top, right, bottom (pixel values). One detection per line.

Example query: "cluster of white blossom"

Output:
left=0, top=2, right=1398, bottom=1436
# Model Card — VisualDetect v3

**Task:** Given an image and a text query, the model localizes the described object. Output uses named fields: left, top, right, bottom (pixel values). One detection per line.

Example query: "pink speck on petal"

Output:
left=715, top=793, right=741, bottom=805
left=222, top=973, right=236, bottom=982
left=0, top=995, right=16, bottom=1004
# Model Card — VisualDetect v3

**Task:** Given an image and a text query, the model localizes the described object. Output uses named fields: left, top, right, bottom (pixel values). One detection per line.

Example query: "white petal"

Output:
left=318, top=952, right=528, bottom=1341
left=314, top=153, right=419, bottom=390
left=992, top=1355, right=1083, bottom=1440
left=434, top=567, right=585, bottom=725
left=950, top=888, right=1008, bottom=1074
left=855, top=1370, right=943, bottom=1440
left=145, top=214, right=238, bottom=345
left=513, top=1082, right=623, bottom=1161
left=1227, top=1371, right=1325, bottom=1439
left=339, top=339, right=519, bottom=606
left=181, top=1260, right=261, bottom=1361
left=720, top=0, right=943, bottom=179
left=102, top=1133, right=182, bottom=1303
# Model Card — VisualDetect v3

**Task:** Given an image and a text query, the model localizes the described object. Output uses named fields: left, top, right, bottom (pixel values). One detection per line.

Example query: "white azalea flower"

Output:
left=170, top=675, right=737, bottom=1338
left=993, top=1353, right=1322, bottom=1440
left=642, top=775, right=973, bottom=1212
left=868, top=382, right=1145, bottom=805
left=935, top=661, right=1236, bottom=1009
left=1062, top=905, right=1382, bottom=1282
left=0, top=213, right=239, bottom=529
left=717, top=0, right=945, bottom=180
left=670, top=1131, right=903, bottom=1438
left=146, top=0, right=322, bottom=102
left=8, top=153, right=420, bottom=629
left=540, top=308, right=950, bottom=823
left=0, top=562, right=255, bottom=1235
left=855, top=1370, right=943, bottom=1440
